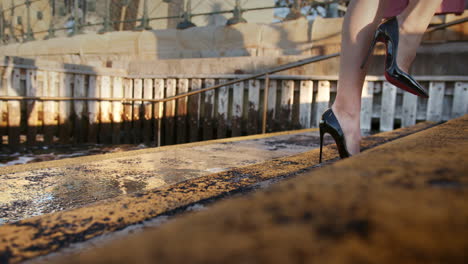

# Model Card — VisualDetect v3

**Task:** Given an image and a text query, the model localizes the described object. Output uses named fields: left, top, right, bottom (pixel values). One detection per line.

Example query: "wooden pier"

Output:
left=0, top=58, right=467, bottom=149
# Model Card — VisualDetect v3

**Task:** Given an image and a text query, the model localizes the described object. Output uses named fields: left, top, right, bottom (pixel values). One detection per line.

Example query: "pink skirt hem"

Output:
left=384, top=0, right=465, bottom=18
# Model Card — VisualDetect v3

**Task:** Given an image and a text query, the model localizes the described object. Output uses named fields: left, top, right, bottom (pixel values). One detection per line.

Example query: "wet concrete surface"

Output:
left=0, top=122, right=435, bottom=264
left=0, top=129, right=328, bottom=224
left=44, top=116, right=468, bottom=264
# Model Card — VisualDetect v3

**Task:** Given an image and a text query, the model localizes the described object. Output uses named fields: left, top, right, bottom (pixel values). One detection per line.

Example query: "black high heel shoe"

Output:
left=319, top=109, right=351, bottom=163
left=360, top=17, right=429, bottom=98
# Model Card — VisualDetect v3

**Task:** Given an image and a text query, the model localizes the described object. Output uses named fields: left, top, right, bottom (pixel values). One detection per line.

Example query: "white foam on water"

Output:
left=0, top=156, right=35, bottom=167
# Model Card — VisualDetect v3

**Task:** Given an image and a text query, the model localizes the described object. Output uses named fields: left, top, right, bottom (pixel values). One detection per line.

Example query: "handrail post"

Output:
left=135, top=0, right=151, bottom=30
left=99, top=0, right=112, bottom=33
left=177, top=0, right=196, bottom=30
left=69, top=0, right=83, bottom=36
left=0, top=10, right=4, bottom=43
left=9, top=0, right=16, bottom=42
left=262, top=74, right=270, bottom=134
left=46, top=0, right=56, bottom=39
left=24, top=0, right=35, bottom=41
left=227, top=0, right=247, bottom=26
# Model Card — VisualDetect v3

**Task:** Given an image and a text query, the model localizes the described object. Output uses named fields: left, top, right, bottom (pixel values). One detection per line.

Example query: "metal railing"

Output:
left=0, top=0, right=347, bottom=44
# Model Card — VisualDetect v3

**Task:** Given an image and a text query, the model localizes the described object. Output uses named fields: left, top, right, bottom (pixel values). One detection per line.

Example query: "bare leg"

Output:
left=332, top=0, right=386, bottom=155
left=396, top=0, right=444, bottom=72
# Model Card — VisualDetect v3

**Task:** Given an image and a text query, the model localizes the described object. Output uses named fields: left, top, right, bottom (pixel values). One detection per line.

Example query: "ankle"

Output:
left=331, top=104, right=360, bottom=120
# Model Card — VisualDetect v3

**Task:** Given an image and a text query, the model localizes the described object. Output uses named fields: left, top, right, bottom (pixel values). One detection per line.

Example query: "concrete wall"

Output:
left=0, top=16, right=340, bottom=65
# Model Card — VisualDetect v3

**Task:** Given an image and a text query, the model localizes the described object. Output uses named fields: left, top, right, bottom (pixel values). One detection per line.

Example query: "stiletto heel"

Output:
left=360, top=17, right=428, bottom=98
left=318, top=109, right=351, bottom=163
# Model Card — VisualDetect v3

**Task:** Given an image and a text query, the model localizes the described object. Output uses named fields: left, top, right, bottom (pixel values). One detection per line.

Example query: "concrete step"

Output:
left=0, top=121, right=438, bottom=263
left=43, top=114, right=467, bottom=264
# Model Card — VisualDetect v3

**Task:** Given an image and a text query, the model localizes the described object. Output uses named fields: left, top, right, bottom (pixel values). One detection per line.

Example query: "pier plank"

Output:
left=100, top=76, right=112, bottom=144
left=112, top=77, right=124, bottom=144
left=426, top=82, right=445, bottom=122
left=26, top=70, right=38, bottom=145
left=247, top=80, right=260, bottom=135
left=133, top=79, right=143, bottom=143
left=0, top=67, right=6, bottom=145
left=123, top=78, right=133, bottom=144
left=44, top=71, right=59, bottom=145
left=165, top=79, right=176, bottom=145
left=266, top=79, right=277, bottom=132
left=87, top=75, right=99, bottom=143
left=231, top=81, right=244, bottom=137
left=216, top=79, right=229, bottom=139
left=176, top=79, right=189, bottom=143
left=143, top=78, right=153, bottom=145
left=153, top=79, right=165, bottom=146
left=401, top=92, right=418, bottom=127
left=58, top=73, right=73, bottom=144
left=299, top=80, right=313, bottom=129
left=7, top=68, right=21, bottom=147
left=280, top=80, right=294, bottom=131
left=314, top=81, right=330, bottom=128
left=203, top=79, right=215, bottom=140
left=73, top=74, right=86, bottom=143
left=451, top=82, right=467, bottom=119
left=380, top=82, right=397, bottom=131
left=188, top=79, right=202, bottom=142
left=360, top=81, right=374, bottom=131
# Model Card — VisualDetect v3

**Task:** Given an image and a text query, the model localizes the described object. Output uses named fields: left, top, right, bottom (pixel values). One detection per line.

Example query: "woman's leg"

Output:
left=332, top=0, right=386, bottom=155
left=396, top=0, right=444, bottom=72
left=332, top=0, right=443, bottom=155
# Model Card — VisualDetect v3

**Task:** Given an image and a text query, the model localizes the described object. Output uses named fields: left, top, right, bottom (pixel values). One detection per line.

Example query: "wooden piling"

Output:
left=143, top=78, right=153, bottom=145
left=87, top=75, right=99, bottom=143
left=451, top=82, right=468, bottom=119
left=231, top=81, right=244, bottom=137
left=73, top=74, right=86, bottom=143
left=247, top=79, right=260, bottom=135
left=133, top=78, right=143, bottom=143
left=44, top=72, right=60, bottom=145
left=203, top=79, right=215, bottom=140
left=426, top=82, right=445, bottom=122
left=165, top=79, right=176, bottom=145
left=188, top=79, right=202, bottom=142
left=7, top=68, right=20, bottom=147
left=26, top=70, right=38, bottom=145
left=176, top=79, right=189, bottom=144
left=123, top=78, right=133, bottom=144
left=401, top=92, right=418, bottom=127
left=153, top=79, right=165, bottom=146
left=280, top=80, right=294, bottom=131
left=299, top=80, right=313, bottom=129
left=314, top=81, right=330, bottom=128
left=266, top=79, right=277, bottom=132
left=112, top=77, right=124, bottom=144
left=217, top=79, right=229, bottom=139
left=360, top=81, right=374, bottom=131
left=0, top=67, right=7, bottom=145
left=380, top=82, right=397, bottom=131
left=99, top=76, right=112, bottom=144
left=58, top=73, right=73, bottom=144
